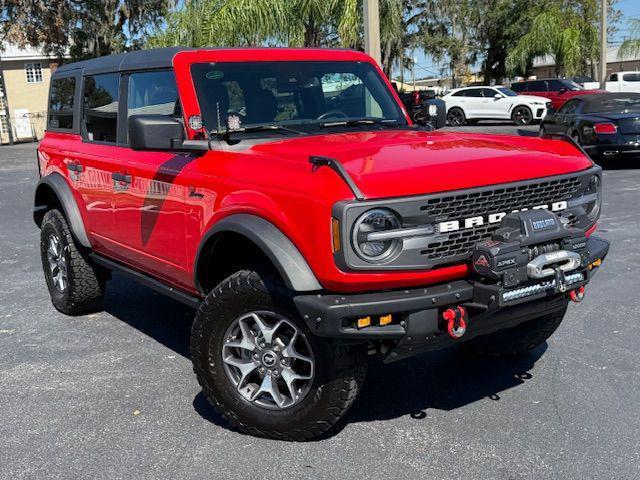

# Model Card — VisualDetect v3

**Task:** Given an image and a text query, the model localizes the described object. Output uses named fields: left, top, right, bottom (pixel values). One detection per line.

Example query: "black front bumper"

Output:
left=294, top=236, right=609, bottom=362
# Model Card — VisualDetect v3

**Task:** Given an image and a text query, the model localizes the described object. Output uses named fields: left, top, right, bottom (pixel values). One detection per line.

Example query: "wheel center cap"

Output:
left=261, top=351, right=277, bottom=368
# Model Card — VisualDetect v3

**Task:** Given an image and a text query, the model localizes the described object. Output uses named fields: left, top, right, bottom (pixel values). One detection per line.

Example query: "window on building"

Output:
left=48, top=77, right=76, bottom=130
left=25, top=63, right=43, bottom=83
left=83, top=73, right=119, bottom=142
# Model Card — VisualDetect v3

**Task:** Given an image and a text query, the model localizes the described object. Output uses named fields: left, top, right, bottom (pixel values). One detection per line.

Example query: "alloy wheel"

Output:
left=221, top=311, right=315, bottom=410
left=46, top=234, right=68, bottom=293
left=447, top=109, right=464, bottom=126
left=513, top=107, right=532, bottom=125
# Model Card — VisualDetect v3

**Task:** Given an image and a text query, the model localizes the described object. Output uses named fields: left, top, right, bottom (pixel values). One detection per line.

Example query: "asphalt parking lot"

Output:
left=1, top=128, right=639, bottom=480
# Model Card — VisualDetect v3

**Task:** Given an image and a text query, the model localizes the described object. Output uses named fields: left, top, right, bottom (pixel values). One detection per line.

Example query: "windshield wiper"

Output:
left=213, top=124, right=306, bottom=137
left=319, top=118, right=399, bottom=128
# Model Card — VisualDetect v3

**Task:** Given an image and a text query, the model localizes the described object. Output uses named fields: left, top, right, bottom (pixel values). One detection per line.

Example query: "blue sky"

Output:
left=406, top=0, right=640, bottom=80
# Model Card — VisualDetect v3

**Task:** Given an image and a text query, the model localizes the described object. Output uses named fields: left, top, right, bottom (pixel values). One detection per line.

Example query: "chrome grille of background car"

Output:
left=419, top=176, right=582, bottom=261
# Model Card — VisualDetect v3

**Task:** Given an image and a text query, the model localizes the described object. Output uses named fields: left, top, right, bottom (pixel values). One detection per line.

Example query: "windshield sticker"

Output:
left=205, top=70, right=224, bottom=80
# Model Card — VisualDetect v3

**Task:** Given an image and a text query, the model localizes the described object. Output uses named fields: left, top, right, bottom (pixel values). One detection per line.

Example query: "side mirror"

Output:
left=558, top=87, right=567, bottom=94
left=128, top=114, right=185, bottom=151
left=494, top=93, right=502, bottom=99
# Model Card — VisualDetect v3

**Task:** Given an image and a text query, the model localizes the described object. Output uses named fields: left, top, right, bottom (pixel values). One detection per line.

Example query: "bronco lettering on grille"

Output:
left=437, top=201, right=567, bottom=233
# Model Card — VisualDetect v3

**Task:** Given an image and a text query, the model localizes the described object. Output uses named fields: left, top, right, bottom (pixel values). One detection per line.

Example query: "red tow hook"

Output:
left=569, top=286, right=586, bottom=303
left=442, top=306, right=468, bottom=339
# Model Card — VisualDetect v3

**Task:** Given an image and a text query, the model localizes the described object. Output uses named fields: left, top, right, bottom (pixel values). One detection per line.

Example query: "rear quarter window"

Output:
left=622, top=73, right=640, bottom=82
left=510, top=83, right=526, bottom=92
left=48, top=77, right=76, bottom=130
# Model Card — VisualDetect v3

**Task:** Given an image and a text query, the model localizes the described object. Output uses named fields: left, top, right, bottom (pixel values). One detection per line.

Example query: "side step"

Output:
left=89, top=253, right=202, bottom=309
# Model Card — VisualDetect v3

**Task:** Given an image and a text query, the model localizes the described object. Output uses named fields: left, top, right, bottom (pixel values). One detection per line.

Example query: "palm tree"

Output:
left=146, top=0, right=402, bottom=74
left=618, top=18, right=640, bottom=60
left=506, top=4, right=598, bottom=78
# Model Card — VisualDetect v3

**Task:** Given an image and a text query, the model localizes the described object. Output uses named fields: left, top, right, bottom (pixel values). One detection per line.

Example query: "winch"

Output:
left=472, top=210, right=588, bottom=301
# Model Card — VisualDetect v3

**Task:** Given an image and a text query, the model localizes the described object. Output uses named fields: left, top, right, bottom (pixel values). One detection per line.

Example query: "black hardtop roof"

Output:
left=53, top=47, right=196, bottom=76
left=52, top=46, right=365, bottom=77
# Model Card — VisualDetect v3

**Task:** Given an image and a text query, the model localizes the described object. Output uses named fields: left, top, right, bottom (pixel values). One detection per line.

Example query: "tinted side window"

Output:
left=623, top=73, right=640, bottom=82
left=528, top=81, right=547, bottom=91
left=127, top=70, right=180, bottom=118
left=510, top=83, right=526, bottom=92
left=481, top=88, right=497, bottom=97
left=83, top=73, right=119, bottom=143
left=48, top=77, right=76, bottom=130
left=451, top=90, right=465, bottom=97
left=547, top=80, right=565, bottom=91
left=558, top=99, right=579, bottom=115
left=609, top=73, right=618, bottom=82
left=464, top=88, right=483, bottom=97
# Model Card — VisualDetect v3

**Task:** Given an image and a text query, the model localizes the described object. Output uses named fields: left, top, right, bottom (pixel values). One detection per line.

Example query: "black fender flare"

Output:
left=195, top=214, right=322, bottom=293
left=34, top=172, right=92, bottom=248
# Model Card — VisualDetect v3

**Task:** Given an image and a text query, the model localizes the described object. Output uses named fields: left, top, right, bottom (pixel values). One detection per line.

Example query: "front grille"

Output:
left=419, top=176, right=582, bottom=261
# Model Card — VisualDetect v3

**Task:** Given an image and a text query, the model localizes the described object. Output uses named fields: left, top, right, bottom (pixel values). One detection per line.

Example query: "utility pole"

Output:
left=600, top=0, right=607, bottom=88
left=363, top=0, right=381, bottom=66
left=0, top=55, right=14, bottom=145
left=412, top=56, right=416, bottom=91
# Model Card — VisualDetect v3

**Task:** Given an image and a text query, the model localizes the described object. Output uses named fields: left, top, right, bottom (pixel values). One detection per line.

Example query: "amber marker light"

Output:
left=331, top=218, right=341, bottom=252
left=379, top=314, right=393, bottom=326
left=357, top=316, right=371, bottom=328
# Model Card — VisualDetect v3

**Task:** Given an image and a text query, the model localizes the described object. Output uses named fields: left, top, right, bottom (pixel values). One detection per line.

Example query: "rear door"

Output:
left=70, top=72, right=121, bottom=250
left=461, top=88, right=485, bottom=117
left=525, top=80, right=550, bottom=104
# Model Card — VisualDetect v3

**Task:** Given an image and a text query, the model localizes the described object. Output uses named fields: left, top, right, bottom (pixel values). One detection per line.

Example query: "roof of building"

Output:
left=54, top=47, right=195, bottom=75
left=533, top=45, right=640, bottom=68
left=0, top=42, right=63, bottom=61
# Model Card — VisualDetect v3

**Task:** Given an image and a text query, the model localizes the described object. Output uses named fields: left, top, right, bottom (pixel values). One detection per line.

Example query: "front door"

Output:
left=109, top=70, right=191, bottom=288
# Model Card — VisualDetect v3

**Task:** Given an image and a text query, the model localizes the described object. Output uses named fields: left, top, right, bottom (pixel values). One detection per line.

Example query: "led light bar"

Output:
left=502, top=273, right=584, bottom=303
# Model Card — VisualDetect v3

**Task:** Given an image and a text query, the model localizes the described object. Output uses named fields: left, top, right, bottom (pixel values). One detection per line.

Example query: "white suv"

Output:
left=443, top=86, right=551, bottom=126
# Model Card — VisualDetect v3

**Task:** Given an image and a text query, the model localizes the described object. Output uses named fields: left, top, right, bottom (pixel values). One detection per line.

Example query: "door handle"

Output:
left=67, top=162, right=83, bottom=173
left=112, top=172, right=132, bottom=184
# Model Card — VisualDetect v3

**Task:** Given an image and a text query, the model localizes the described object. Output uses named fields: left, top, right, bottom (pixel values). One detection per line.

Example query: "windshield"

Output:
left=190, top=61, right=406, bottom=133
left=497, top=87, right=517, bottom=97
left=561, top=79, right=584, bottom=91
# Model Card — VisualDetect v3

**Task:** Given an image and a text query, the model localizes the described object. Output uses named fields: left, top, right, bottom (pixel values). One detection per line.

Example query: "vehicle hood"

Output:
left=514, top=95, right=551, bottom=104
left=576, top=89, right=608, bottom=95
left=251, top=130, right=593, bottom=200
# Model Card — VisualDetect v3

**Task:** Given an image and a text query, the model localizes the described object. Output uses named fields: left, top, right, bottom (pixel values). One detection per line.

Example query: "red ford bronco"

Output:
left=35, top=47, right=609, bottom=440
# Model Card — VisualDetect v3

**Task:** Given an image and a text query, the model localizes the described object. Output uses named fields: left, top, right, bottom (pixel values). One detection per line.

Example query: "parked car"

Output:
left=510, top=78, right=605, bottom=110
left=35, top=47, right=609, bottom=441
left=605, top=71, right=640, bottom=93
left=541, top=92, right=640, bottom=162
left=397, top=89, right=446, bottom=129
left=443, top=86, right=551, bottom=126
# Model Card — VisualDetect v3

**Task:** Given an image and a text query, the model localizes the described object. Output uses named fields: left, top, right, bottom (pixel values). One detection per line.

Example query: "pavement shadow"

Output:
left=103, top=271, right=546, bottom=440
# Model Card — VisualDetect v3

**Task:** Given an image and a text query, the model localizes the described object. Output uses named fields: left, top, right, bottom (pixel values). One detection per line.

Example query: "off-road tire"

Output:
left=40, top=209, right=105, bottom=315
left=461, top=306, right=568, bottom=357
left=191, top=269, right=367, bottom=441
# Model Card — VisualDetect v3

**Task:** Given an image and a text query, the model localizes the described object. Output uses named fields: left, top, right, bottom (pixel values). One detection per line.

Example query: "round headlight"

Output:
left=585, top=174, right=602, bottom=223
left=352, top=208, right=401, bottom=262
